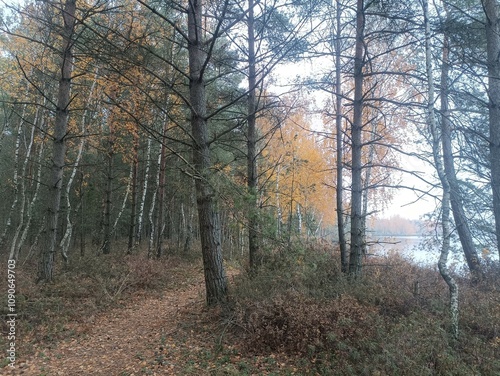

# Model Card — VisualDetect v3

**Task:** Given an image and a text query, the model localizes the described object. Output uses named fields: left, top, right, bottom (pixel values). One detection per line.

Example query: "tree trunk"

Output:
left=148, top=147, right=162, bottom=258
left=1, top=114, right=23, bottom=249
left=440, top=29, right=482, bottom=279
left=155, top=120, right=168, bottom=258
left=38, top=0, right=76, bottom=282
left=113, top=164, right=133, bottom=236
left=1, top=83, right=31, bottom=249
left=439, top=175, right=459, bottom=340
left=483, top=0, right=500, bottom=260
left=348, top=0, right=365, bottom=278
left=276, top=163, right=283, bottom=237
left=59, top=67, right=97, bottom=262
left=183, top=182, right=195, bottom=254
left=128, top=129, right=139, bottom=253
left=188, top=0, right=228, bottom=305
left=101, top=122, right=115, bottom=254
left=424, top=0, right=459, bottom=339
left=10, top=106, right=39, bottom=260
left=247, top=0, right=261, bottom=269
left=137, top=137, right=152, bottom=242
left=14, top=137, right=45, bottom=261
left=361, top=121, right=377, bottom=257
left=335, top=1, right=348, bottom=273
left=59, top=118, right=84, bottom=263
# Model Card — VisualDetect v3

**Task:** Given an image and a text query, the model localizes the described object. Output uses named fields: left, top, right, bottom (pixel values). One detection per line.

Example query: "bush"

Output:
left=238, top=292, right=377, bottom=357
left=227, top=241, right=500, bottom=375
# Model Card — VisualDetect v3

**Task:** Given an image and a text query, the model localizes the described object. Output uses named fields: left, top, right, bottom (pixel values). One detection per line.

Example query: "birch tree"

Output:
left=482, top=0, right=500, bottom=260
left=423, top=0, right=459, bottom=338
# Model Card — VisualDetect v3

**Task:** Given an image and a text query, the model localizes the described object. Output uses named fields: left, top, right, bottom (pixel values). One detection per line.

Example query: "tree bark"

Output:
left=14, top=137, right=45, bottom=261
left=335, top=1, right=348, bottom=273
left=183, top=182, right=195, bottom=254
left=38, top=0, right=76, bottom=282
left=188, top=0, right=228, bottom=305
left=483, top=0, right=500, bottom=260
left=1, top=112, right=23, bottom=249
left=136, top=136, right=152, bottom=243
left=247, top=0, right=261, bottom=269
left=101, top=121, right=115, bottom=254
left=9, top=105, right=39, bottom=260
left=155, top=120, right=168, bottom=258
left=424, top=0, right=459, bottom=339
left=440, top=28, right=482, bottom=279
left=439, top=184, right=459, bottom=340
left=148, top=147, right=162, bottom=258
left=59, top=67, right=97, bottom=262
left=1, top=81, right=31, bottom=249
left=361, top=121, right=377, bottom=257
left=128, top=129, right=139, bottom=253
left=348, top=0, right=365, bottom=278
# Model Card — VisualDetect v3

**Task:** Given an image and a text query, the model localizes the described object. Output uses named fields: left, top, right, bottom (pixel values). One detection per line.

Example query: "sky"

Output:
left=380, top=154, right=438, bottom=220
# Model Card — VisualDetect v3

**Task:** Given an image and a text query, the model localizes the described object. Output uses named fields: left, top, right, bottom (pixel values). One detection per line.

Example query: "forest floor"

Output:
left=1, top=247, right=499, bottom=375
left=1, top=257, right=296, bottom=376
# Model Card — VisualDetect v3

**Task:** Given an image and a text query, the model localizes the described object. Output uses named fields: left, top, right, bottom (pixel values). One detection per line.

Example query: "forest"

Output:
left=0, top=0, right=499, bottom=374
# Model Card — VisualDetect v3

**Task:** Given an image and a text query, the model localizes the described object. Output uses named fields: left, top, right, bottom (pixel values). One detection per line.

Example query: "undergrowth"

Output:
left=1, top=239, right=499, bottom=375
left=227, top=241, right=500, bottom=375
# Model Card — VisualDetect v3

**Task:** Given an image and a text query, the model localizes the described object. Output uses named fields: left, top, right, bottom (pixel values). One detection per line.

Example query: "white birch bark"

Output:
left=1, top=106, right=26, bottom=248
left=424, top=0, right=459, bottom=339
left=112, top=164, right=133, bottom=234
left=276, top=163, right=282, bottom=237
left=59, top=123, right=86, bottom=262
left=15, top=140, right=45, bottom=261
left=296, top=203, right=302, bottom=234
left=136, top=136, right=152, bottom=242
left=9, top=105, right=40, bottom=260
left=148, top=146, right=162, bottom=257
left=59, top=68, right=98, bottom=262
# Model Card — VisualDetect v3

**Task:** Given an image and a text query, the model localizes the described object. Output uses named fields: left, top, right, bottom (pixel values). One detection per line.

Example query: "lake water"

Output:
left=367, top=235, right=464, bottom=266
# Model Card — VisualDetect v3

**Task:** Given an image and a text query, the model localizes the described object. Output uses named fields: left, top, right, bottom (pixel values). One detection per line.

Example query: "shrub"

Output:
left=238, top=292, right=377, bottom=357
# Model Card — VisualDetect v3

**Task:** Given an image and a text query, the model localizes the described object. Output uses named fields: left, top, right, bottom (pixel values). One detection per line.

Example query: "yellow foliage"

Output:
left=261, top=107, right=337, bottom=228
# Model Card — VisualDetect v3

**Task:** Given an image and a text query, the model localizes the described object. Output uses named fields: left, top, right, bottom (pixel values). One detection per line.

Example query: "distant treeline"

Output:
left=369, top=215, right=423, bottom=236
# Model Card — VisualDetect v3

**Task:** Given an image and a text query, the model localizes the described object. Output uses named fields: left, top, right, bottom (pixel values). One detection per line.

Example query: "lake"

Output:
left=367, top=235, right=465, bottom=266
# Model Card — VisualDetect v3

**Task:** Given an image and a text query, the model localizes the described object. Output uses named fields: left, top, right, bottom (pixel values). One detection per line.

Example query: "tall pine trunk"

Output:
left=348, top=0, right=365, bottom=278
left=188, top=0, right=228, bottom=305
left=247, top=0, right=260, bottom=269
left=38, top=0, right=76, bottom=282
left=335, top=1, right=348, bottom=273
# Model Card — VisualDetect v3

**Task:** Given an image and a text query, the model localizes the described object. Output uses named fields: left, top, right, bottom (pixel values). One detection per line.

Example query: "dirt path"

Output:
left=5, top=269, right=211, bottom=376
